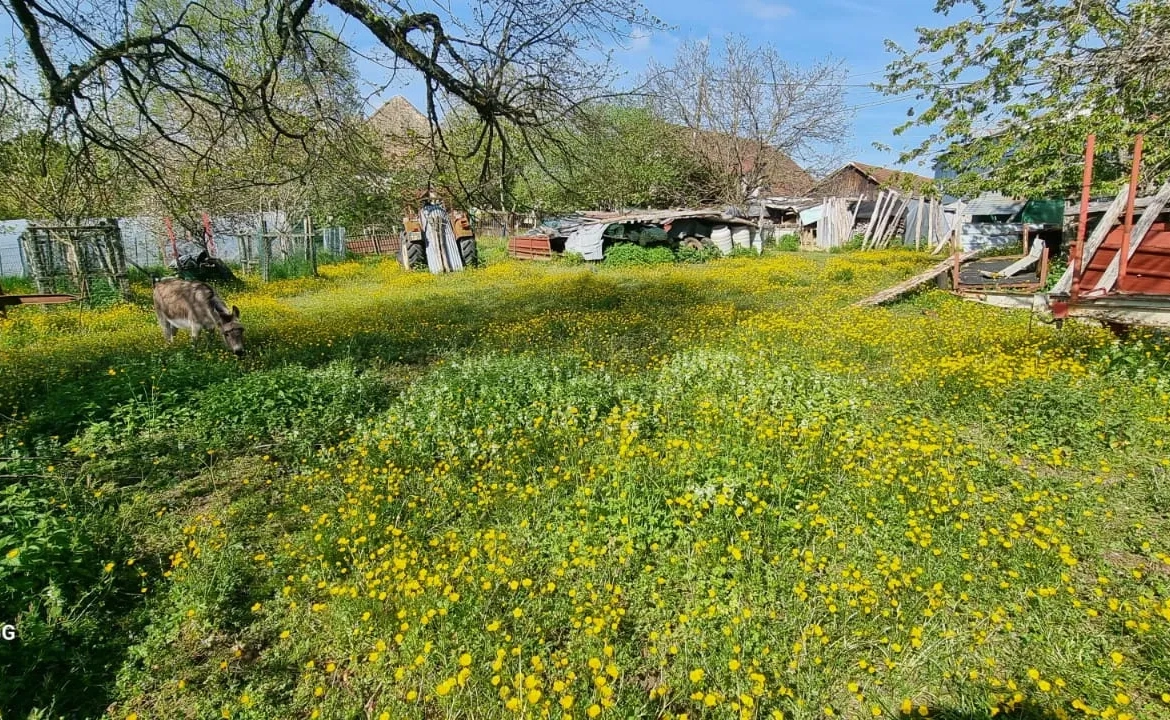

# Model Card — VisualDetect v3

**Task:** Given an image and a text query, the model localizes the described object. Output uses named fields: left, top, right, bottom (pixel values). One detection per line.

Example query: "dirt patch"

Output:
left=1103, top=549, right=1170, bottom=576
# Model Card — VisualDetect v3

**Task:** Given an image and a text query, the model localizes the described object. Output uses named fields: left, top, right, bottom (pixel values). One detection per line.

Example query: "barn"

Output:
left=809, top=162, right=934, bottom=200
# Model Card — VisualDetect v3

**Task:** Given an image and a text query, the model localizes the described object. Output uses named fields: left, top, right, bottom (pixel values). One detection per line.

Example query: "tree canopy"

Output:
left=882, top=0, right=1170, bottom=198
left=433, top=103, right=704, bottom=214
left=1, top=0, right=656, bottom=200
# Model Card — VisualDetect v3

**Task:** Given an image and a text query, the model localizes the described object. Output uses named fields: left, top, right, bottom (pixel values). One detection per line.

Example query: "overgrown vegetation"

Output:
left=2, top=248, right=1169, bottom=720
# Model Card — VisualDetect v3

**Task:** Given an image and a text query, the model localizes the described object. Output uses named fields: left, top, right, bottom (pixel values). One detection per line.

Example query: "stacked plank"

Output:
left=815, top=197, right=854, bottom=249
left=858, top=191, right=950, bottom=251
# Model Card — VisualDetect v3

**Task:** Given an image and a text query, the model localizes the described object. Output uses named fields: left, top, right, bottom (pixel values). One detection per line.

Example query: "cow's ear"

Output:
left=232, top=305, right=240, bottom=319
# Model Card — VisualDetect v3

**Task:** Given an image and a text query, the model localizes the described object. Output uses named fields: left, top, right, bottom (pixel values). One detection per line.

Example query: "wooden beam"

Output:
left=1050, top=183, right=1130, bottom=295
left=980, top=233, right=1045, bottom=279
left=853, top=250, right=980, bottom=307
left=863, top=190, right=886, bottom=248
left=1092, top=179, right=1170, bottom=293
left=0, top=293, right=79, bottom=307
left=880, top=194, right=909, bottom=247
left=913, top=197, right=925, bottom=251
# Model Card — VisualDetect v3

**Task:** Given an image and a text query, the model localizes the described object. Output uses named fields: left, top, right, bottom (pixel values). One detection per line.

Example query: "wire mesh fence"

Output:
left=0, top=213, right=352, bottom=282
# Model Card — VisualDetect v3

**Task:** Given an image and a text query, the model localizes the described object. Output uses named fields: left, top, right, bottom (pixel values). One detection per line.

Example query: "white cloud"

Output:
left=741, top=0, right=794, bottom=21
left=628, top=28, right=652, bottom=52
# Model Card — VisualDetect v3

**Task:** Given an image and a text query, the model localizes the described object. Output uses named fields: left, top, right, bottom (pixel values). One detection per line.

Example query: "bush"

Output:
left=559, top=251, right=587, bottom=266
left=777, top=234, right=800, bottom=252
left=675, top=245, right=721, bottom=264
left=602, top=243, right=675, bottom=266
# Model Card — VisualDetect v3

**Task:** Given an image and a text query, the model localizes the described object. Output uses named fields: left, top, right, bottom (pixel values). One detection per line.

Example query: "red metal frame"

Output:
left=202, top=212, right=217, bottom=256
left=507, top=235, right=554, bottom=260
left=1119, top=136, right=1143, bottom=293
left=164, top=217, right=180, bottom=262
left=1071, top=134, right=1096, bottom=303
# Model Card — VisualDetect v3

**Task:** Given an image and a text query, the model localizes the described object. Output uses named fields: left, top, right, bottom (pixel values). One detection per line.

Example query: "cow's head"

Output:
left=220, top=305, right=245, bottom=356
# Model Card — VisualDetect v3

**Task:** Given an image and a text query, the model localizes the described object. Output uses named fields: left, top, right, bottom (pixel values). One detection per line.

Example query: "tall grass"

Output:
left=1, top=251, right=1168, bottom=720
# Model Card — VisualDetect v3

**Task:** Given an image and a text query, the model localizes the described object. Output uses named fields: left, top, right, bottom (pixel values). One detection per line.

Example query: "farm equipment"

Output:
left=399, top=197, right=479, bottom=273
left=0, top=278, right=78, bottom=318
left=163, top=215, right=238, bottom=283
left=507, top=209, right=760, bottom=262
left=170, top=249, right=238, bottom=283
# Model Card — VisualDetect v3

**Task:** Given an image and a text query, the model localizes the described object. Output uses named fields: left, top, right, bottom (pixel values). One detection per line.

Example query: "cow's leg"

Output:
left=157, top=311, right=176, bottom=342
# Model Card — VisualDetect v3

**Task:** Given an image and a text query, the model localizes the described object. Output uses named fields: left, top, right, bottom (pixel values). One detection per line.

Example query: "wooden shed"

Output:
left=809, top=162, right=934, bottom=200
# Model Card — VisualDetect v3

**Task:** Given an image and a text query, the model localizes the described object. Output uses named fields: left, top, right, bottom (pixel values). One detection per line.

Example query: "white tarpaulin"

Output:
left=799, top=205, right=824, bottom=227
left=564, top=223, right=607, bottom=261
left=420, top=206, right=465, bottom=274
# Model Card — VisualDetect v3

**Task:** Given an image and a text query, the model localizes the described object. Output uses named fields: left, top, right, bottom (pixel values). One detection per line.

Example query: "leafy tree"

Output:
left=3, top=0, right=656, bottom=199
left=0, top=132, right=136, bottom=221
left=433, top=103, right=704, bottom=214
left=882, top=0, right=1170, bottom=197
left=547, top=104, right=704, bottom=211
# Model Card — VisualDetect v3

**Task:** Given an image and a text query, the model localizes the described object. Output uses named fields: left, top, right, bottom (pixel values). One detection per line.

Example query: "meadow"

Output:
left=1, top=243, right=1168, bottom=720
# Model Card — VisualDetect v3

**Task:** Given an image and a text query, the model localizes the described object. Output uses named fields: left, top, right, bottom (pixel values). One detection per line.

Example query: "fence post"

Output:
left=306, top=216, right=317, bottom=276
left=258, top=221, right=269, bottom=282
left=16, top=227, right=27, bottom=277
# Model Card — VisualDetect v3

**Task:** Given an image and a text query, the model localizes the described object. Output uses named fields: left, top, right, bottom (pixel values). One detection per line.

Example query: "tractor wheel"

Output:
left=403, top=238, right=428, bottom=270
left=458, top=235, right=480, bottom=268
left=680, top=236, right=705, bottom=251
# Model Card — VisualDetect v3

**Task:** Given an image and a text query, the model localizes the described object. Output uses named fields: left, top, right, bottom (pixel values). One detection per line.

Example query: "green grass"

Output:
left=0, top=249, right=1168, bottom=720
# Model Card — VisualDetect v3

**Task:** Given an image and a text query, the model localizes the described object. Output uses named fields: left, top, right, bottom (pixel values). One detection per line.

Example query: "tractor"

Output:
left=399, top=194, right=479, bottom=272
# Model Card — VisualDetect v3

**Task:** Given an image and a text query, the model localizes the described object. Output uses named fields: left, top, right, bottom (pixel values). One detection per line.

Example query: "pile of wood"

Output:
left=814, top=197, right=856, bottom=249
left=862, top=190, right=950, bottom=250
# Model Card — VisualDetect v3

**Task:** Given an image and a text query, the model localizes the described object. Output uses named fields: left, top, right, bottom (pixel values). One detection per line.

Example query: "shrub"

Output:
left=602, top=243, right=675, bottom=266
left=777, top=234, right=800, bottom=252
left=675, top=245, right=721, bottom=264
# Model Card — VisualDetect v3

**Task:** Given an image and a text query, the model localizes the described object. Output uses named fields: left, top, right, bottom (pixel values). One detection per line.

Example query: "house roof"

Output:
left=367, top=96, right=431, bottom=158
left=684, top=129, right=815, bottom=196
left=811, top=162, right=935, bottom=195
left=965, top=193, right=1026, bottom=218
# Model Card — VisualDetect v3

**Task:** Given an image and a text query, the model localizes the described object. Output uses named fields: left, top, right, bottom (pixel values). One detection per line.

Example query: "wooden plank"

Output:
left=979, top=234, right=1045, bottom=279
left=853, top=250, right=981, bottom=307
left=0, top=293, right=79, bottom=307
left=932, top=202, right=965, bottom=255
left=863, top=190, right=886, bottom=248
left=1051, top=183, right=1130, bottom=295
left=927, top=199, right=935, bottom=248
left=866, top=191, right=895, bottom=250
left=1092, top=179, right=1170, bottom=293
left=879, top=194, right=908, bottom=247
left=913, top=197, right=925, bottom=251
left=848, top=194, right=864, bottom=240
left=880, top=191, right=905, bottom=247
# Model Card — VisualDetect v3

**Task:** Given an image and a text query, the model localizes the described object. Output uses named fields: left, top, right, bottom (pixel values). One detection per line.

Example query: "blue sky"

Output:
left=333, top=0, right=952, bottom=178
left=2, top=0, right=951, bottom=177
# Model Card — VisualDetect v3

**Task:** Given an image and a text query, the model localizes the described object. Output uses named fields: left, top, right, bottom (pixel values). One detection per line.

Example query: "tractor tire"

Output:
left=458, top=235, right=480, bottom=268
left=403, top=238, right=428, bottom=270
left=680, top=236, right=705, bottom=251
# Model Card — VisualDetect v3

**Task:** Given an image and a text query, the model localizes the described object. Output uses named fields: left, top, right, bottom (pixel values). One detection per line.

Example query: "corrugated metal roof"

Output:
left=965, top=193, right=1026, bottom=218
left=526, top=208, right=758, bottom=238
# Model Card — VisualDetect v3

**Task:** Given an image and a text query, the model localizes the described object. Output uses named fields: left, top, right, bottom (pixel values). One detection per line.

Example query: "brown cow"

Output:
left=152, top=278, right=245, bottom=356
